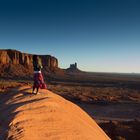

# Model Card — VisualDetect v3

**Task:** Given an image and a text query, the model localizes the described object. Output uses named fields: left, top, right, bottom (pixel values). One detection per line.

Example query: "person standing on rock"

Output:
left=32, top=55, right=47, bottom=94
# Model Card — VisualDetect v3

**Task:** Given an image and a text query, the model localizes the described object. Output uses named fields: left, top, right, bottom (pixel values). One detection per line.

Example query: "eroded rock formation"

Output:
left=66, top=62, right=81, bottom=73
left=0, top=49, right=58, bottom=69
left=0, top=49, right=59, bottom=78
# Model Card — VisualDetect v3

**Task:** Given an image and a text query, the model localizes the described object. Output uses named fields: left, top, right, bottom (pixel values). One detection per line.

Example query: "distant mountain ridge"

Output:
left=0, top=49, right=58, bottom=69
left=0, top=49, right=85, bottom=80
left=0, top=49, right=59, bottom=78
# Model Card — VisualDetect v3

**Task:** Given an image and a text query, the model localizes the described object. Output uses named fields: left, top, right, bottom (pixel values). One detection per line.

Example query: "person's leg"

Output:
left=36, top=87, right=39, bottom=94
left=33, top=73, right=36, bottom=94
left=32, top=86, right=36, bottom=94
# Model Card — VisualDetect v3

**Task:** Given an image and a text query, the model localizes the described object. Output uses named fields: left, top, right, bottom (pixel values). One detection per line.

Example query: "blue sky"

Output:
left=0, top=0, right=140, bottom=73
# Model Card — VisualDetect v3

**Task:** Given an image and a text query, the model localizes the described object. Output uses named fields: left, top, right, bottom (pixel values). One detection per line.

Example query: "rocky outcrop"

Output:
left=0, top=49, right=59, bottom=78
left=66, top=62, right=81, bottom=73
left=0, top=49, right=58, bottom=70
left=40, top=55, right=58, bottom=71
left=0, top=50, right=10, bottom=64
left=2, top=86, right=110, bottom=140
left=70, top=63, right=77, bottom=69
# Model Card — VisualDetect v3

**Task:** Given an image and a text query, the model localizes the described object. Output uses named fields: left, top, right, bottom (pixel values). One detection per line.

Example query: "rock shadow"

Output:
left=0, top=87, right=48, bottom=140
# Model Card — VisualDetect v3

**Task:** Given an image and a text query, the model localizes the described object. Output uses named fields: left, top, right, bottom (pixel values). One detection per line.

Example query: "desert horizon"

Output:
left=0, top=49, right=140, bottom=139
left=0, top=0, right=140, bottom=140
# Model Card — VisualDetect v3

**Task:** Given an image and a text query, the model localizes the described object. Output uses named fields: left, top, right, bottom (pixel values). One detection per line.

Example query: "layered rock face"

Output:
left=0, top=49, right=59, bottom=77
left=0, top=50, right=32, bottom=66
left=40, top=55, right=58, bottom=71
left=0, top=49, right=58, bottom=69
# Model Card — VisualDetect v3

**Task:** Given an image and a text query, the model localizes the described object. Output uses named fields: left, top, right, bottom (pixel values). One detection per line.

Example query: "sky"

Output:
left=0, top=0, right=140, bottom=73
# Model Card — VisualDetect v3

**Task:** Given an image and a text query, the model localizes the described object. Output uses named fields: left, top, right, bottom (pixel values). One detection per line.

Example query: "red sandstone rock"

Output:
left=0, top=49, right=59, bottom=78
left=0, top=49, right=58, bottom=69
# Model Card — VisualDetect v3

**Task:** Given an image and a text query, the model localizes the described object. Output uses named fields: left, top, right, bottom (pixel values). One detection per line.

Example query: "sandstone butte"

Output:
left=0, top=86, right=111, bottom=140
left=0, top=49, right=60, bottom=78
left=0, top=49, right=58, bottom=71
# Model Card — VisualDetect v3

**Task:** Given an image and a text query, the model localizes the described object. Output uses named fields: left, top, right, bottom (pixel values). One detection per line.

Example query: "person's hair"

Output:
left=33, top=55, right=38, bottom=63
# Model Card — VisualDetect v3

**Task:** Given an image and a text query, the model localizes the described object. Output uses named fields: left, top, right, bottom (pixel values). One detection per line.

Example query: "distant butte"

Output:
left=0, top=49, right=83, bottom=79
left=0, top=49, right=60, bottom=78
left=0, top=49, right=58, bottom=70
left=66, top=62, right=82, bottom=73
